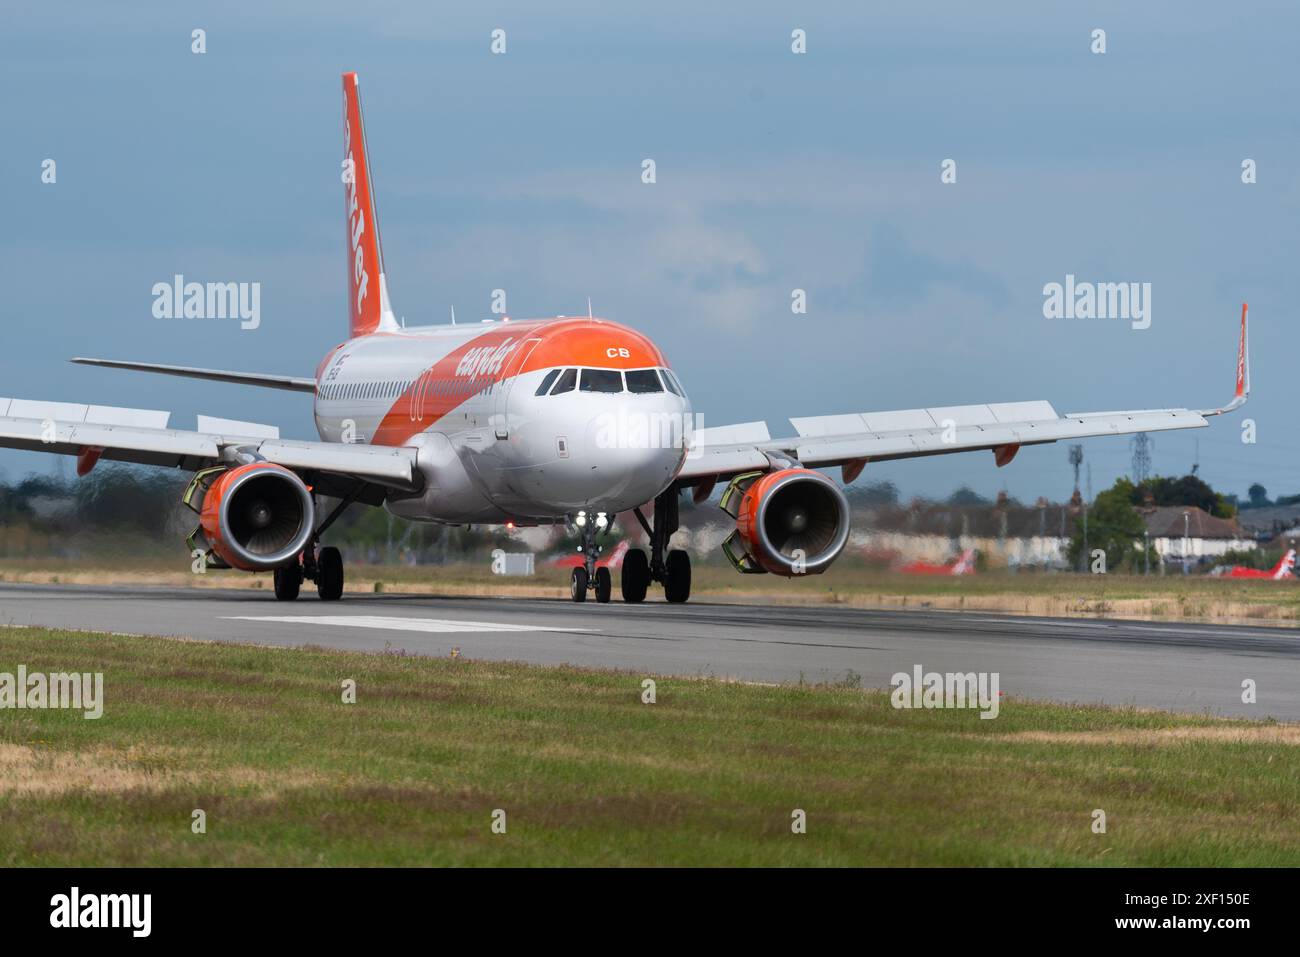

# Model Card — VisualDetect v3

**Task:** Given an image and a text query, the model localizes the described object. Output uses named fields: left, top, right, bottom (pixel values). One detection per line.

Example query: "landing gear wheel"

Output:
left=570, top=567, right=589, bottom=603
left=594, top=566, right=612, bottom=603
left=317, top=546, right=344, bottom=601
left=621, top=548, right=649, bottom=603
left=273, top=563, right=301, bottom=601
left=664, top=549, right=692, bottom=604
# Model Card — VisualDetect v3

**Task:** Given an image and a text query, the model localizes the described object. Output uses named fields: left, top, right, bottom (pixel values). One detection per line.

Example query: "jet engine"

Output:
left=719, top=467, right=850, bottom=576
left=195, top=462, right=315, bottom=571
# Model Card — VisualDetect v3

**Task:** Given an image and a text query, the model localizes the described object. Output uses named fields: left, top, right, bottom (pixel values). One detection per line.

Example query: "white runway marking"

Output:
left=222, top=615, right=594, bottom=635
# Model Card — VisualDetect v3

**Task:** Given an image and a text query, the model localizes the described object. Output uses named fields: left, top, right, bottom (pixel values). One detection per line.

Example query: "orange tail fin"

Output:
left=342, top=72, right=398, bottom=337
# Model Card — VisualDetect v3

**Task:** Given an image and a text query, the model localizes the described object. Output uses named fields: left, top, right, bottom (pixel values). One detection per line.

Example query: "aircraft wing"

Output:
left=0, top=397, right=419, bottom=502
left=679, top=304, right=1251, bottom=488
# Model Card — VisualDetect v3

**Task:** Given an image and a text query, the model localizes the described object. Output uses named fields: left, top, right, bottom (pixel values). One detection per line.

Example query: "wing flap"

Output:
left=0, top=417, right=220, bottom=460
left=196, top=414, right=280, bottom=439
left=691, top=420, right=770, bottom=446
left=0, top=398, right=172, bottom=429
left=260, top=440, right=417, bottom=485
left=0, top=407, right=417, bottom=489
left=792, top=401, right=1062, bottom=438
left=676, top=407, right=1210, bottom=482
left=794, top=408, right=1206, bottom=468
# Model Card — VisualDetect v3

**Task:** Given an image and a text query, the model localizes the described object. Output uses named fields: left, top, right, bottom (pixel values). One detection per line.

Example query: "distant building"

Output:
left=1236, top=504, right=1300, bottom=539
left=1140, top=506, right=1253, bottom=562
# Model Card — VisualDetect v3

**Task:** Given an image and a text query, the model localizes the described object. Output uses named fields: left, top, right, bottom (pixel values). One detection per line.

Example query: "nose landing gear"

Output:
left=569, top=512, right=614, bottom=603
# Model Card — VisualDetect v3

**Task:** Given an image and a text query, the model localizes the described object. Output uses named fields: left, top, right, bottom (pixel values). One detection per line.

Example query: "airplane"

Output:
left=552, top=539, right=631, bottom=571
left=900, top=548, right=978, bottom=576
left=1222, top=548, right=1296, bottom=580
left=0, top=73, right=1252, bottom=606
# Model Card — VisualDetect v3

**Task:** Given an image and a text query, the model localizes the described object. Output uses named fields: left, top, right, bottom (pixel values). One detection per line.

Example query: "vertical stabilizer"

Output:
left=341, top=72, right=399, bottom=337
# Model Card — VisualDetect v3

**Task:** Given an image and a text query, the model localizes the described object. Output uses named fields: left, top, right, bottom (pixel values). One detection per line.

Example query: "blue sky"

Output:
left=4, top=1, right=1298, bottom=502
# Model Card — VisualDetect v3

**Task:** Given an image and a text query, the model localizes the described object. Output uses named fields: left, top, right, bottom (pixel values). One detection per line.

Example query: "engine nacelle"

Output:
left=198, top=463, right=315, bottom=570
left=721, top=468, right=850, bottom=576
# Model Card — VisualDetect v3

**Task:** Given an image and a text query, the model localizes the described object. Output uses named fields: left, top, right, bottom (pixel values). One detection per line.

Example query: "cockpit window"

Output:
left=660, top=368, right=683, bottom=396
left=550, top=368, right=577, bottom=395
left=535, top=369, right=561, bottom=396
left=625, top=369, right=664, bottom=394
left=580, top=369, right=624, bottom=393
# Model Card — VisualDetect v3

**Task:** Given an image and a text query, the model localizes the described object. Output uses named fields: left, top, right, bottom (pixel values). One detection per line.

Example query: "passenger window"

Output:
left=535, top=369, right=561, bottom=396
left=661, top=369, right=683, bottom=396
left=550, top=368, right=577, bottom=395
left=625, top=369, right=663, bottom=394
left=580, top=369, right=624, bottom=393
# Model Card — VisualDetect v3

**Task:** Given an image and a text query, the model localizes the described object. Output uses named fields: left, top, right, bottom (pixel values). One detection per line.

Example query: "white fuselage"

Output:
left=310, top=317, right=691, bottom=525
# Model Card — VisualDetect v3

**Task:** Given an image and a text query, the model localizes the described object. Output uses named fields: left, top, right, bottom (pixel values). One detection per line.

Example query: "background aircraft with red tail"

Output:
left=900, top=548, right=978, bottom=576
left=1224, top=549, right=1296, bottom=580
left=552, top=539, right=630, bottom=572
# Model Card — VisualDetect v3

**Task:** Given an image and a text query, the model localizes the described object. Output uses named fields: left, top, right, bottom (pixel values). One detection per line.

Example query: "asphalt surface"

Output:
left=1, top=582, right=1297, bottom=720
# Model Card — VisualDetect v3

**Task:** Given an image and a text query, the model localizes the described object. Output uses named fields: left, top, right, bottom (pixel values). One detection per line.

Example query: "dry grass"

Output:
left=0, top=742, right=325, bottom=797
left=1000, top=727, right=1300, bottom=746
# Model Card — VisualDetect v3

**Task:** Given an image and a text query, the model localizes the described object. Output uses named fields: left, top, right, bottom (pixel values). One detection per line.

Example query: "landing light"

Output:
left=595, top=512, right=609, bottom=529
left=576, top=511, right=587, bottom=527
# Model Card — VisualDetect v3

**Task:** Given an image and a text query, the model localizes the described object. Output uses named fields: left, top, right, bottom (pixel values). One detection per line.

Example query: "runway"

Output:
left=1, top=582, right=1298, bottom=720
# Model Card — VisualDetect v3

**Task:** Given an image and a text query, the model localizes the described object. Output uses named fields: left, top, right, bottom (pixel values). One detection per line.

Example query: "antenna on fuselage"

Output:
left=450, top=305, right=456, bottom=326
left=587, top=297, right=593, bottom=320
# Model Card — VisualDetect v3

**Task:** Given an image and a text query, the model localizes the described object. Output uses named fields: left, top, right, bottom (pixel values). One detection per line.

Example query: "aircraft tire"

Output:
left=621, top=548, right=649, bottom=603
left=317, top=546, right=344, bottom=601
left=570, top=566, right=589, bottom=603
left=664, top=549, right=691, bottom=604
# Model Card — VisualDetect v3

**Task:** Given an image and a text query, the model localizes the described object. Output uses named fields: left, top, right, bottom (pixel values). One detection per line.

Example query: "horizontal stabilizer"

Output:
left=71, top=357, right=316, bottom=393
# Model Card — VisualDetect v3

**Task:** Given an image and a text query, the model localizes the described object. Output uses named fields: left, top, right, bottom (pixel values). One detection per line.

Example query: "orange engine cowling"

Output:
left=198, top=463, right=315, bottom=571
left=724, top=468, right=851, bottom=576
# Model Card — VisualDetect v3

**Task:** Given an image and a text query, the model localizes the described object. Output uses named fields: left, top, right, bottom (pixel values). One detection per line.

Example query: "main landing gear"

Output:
left=631, top=487, right=691, bottom=604
left=606, top=488, right=692, bottom=605
left=274, top=486, right=359, bottom=602
left=274, top=543, right=344, bottom=601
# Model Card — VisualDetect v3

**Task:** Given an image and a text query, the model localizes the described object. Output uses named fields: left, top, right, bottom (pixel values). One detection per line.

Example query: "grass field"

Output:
left=1, top=625, right=1298, bottom=866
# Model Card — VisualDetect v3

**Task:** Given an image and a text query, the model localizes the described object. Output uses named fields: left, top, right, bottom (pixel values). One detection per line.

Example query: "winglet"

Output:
left=1202, top=302, right=1250, bottom=416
